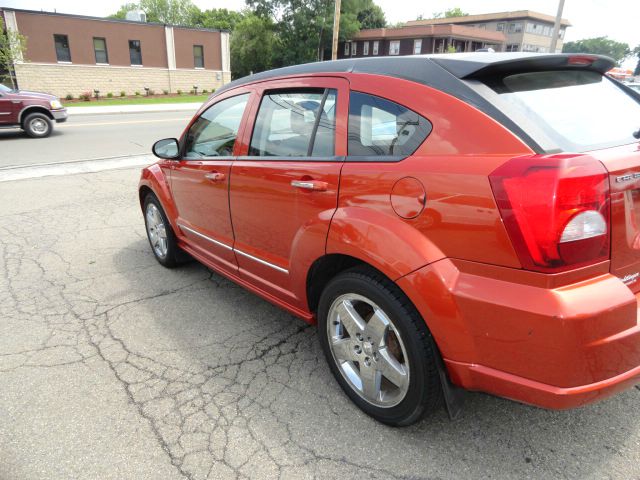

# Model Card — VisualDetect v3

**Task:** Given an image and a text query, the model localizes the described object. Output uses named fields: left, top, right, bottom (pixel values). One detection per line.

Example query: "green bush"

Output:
left=202, top=89, right=208, bottom=94
left=163, top=89, right=169, bottom=95
left=177, top=89, right=183, bottom=95
left=65, top=94, right=73, bottom=101
left=189, top=89, right=195, bottom=95
left=135, top=91, right=141, bottom=96
left=120, top=91, right=126, bottom=97
left=107, top=92, right=113, bottom=98
left=79, top=91, right=92, bottom=102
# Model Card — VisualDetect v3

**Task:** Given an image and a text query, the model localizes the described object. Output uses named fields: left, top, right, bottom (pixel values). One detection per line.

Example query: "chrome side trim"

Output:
left=178, top=222, right=288, bottom=274
left=177, top=223, right=233, bottom=251
left=235, top=249, right=289, bottom=274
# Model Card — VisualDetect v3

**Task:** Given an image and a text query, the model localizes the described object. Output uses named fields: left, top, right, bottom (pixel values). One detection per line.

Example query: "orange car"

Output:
left=139, top=53, right=640, bottom=426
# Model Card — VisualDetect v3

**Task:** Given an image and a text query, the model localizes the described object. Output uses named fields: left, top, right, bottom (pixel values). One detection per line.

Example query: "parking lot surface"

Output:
left=1, top=164, right=639, bottom=479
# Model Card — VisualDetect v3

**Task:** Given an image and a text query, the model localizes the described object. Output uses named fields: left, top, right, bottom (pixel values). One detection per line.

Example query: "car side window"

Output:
left=348, top=92, right=432, bottom=159
left=248, top=89, right=337, bottom=157
left=184, top=93, right=249, bottom=159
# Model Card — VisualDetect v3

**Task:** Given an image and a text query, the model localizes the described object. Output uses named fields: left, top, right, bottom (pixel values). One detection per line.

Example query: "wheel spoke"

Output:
left=360, top=362, right=381, bottom=401
left=364, top=309, right=389, bottom=346
left=377, top=347, right=408, bottom=388
left=335, top=300, right=366, bottom=336
left=331, top=338, right=356, bottom=362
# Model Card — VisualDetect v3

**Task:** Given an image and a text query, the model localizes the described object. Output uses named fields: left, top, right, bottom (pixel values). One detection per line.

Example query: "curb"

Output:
left=67, top=103, right=203, bottom=115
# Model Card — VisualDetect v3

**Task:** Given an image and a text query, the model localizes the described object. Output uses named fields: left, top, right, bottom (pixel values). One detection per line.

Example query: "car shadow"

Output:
left=0, top=128, right=65, bottom=140
left=108, top=237, right=638, bottom=477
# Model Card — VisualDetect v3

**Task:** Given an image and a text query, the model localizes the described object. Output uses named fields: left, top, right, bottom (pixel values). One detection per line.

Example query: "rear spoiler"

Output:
left=431, top=53, right=616, bottom=79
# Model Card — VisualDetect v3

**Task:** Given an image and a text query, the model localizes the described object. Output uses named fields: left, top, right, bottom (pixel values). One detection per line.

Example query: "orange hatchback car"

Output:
left=139, top=53, right=640, bottom=426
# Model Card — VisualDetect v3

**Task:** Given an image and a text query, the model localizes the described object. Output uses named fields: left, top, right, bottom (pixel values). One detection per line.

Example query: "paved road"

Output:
left=1, top=135, right=639, bottom=478
left=0, top=110, right=194, bottom=167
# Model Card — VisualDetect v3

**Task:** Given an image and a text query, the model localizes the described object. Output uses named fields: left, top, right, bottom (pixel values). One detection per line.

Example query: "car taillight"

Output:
left=489, top=154, right=610, bottom=273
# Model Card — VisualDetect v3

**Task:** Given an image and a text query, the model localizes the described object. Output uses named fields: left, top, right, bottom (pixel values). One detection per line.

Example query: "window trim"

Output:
left=352, top=42, right=357, bottom=56
left=413, top=39, right=422, bottom=55
left=389, top=40, right=400, bottom=56
left=53, top=34, right=71, bottom=63
left=363, top=41, right=369, bottom=56
left=129, top=39, right=143, bottom=66
left=243, top=87, right=338, bottom=160
left=372, top=40, right=379, bottom=55
left=193, top=44, right=204, bottom=69
left=93, top=37, right=109, bottom=65
left=344, top=42, right=350, bottom=56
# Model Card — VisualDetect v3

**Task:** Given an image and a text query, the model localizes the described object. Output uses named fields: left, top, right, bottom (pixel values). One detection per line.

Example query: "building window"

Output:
left=129, top=40, right=142, bottom=66
left=352, top=42, right=358, bottom=55
left=193, top=45, right=204, bottom=68
left=344, top=42, right=350, bottom=55
left=508, top=22, right=522, bottom=33
left=413, top=39, right=422, bottom=54
left=372, top=41, right=379, bottom=55
left=363, top=41, right=369, bottom=55
left=497, top=22, right=505, bottom=31
left=93, top=37, right=108, bottom=64
left=54, top=34, right=71, bottom=62
left=506, top=44, right=520, bottom=52
left=389, top=40, right=400, bottom=55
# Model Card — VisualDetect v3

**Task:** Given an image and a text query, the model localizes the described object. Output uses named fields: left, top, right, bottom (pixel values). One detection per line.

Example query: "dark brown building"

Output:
left=339, top=24, right=506, bottom=60
left=0, top=8, right=231, bottom=97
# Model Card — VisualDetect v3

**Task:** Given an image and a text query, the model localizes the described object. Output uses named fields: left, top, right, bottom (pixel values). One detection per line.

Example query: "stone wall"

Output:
left=13, top=62, right=231, bottom=98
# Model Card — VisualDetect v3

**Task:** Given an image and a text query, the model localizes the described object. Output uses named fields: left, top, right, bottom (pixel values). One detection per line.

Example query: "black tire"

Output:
left=23, top=112, right=53, bottom=138
left=318, top=267, right=442, bottom=426
left=143, top=193, right=181, bottom=268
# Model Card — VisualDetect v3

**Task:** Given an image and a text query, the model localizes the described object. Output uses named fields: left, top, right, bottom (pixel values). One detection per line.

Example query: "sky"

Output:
left=1, top=0, right=638, bottom=67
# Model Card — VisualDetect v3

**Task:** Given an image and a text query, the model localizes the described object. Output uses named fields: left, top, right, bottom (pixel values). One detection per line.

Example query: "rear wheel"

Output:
left=318, top=267, right=442, bottom=426
left=23, top=112, right=53, bottom=138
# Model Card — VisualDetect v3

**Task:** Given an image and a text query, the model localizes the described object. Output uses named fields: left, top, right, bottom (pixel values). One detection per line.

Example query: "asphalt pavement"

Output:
left=0, top=113, right=639, bottom=479
left=0, top=110, right=195, bottom=167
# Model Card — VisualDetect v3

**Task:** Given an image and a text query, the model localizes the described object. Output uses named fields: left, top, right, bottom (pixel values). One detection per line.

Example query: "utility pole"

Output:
left=331, top=0, right=341, bottom=60
left=549, top=0, right=565, bottom=53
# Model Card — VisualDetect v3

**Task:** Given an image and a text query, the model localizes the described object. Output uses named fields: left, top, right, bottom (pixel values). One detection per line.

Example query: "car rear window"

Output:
left=483, top=70, right=640, bottom=152
left=348, top=92, right=432, bottom=159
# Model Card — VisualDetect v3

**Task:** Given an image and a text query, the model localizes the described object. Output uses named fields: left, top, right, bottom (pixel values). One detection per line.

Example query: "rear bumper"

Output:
left=51, top=108, right=67, bottom=123
left=397, top=258, right=640, bottom=409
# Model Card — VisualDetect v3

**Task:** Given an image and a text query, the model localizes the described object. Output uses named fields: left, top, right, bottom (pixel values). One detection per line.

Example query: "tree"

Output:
left=0, top=19, right=27, bottom=89
left=357, top=4, right=386, bottom=29
left=634, top=45, right=640, bottom=76
left=432, top=7, right=468, bottom=19
left=230, top=14, right=279, bottom=78
left=193, top=8, right=245, bottom=31
left=109, top=0, right=199, bottom=26
left=562, top=37, right=630, bottom=65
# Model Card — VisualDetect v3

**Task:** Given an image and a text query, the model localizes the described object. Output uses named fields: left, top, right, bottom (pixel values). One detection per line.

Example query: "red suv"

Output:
left=0, top=83, right=67, bottom=137
left=139, top=53, right=640, bottom=426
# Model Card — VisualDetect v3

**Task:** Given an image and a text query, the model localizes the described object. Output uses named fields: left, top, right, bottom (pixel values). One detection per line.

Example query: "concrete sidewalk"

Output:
left=67, top=102, right=203, bottom=115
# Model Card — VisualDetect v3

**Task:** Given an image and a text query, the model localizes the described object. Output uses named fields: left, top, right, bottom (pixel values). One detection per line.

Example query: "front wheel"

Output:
left=143, top=193, right=181, bottom=268
left=318, top=267, right=442, bottom=426
left=23, top=112, right=53, bottom=138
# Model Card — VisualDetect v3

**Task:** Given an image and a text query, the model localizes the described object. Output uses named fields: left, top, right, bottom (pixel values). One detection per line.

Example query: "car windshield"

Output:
left=484, top=70, right=640, bottom=152
left=0, top=84, right=12, bottom=93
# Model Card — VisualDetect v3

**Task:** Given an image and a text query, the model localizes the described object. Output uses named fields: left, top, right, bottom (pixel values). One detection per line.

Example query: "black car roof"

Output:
left=215, top=53, right=616, bottom=155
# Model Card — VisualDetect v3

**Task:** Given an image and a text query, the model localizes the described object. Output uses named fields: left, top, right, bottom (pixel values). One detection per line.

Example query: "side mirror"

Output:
left=152, top=138, right=180, bottom=159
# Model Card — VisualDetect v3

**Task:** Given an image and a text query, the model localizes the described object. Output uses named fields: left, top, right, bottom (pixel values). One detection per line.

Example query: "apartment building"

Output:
left=0, top=8, right=231, bottom=97
left=339, top=24, right=505, bottom=60
left=406, top=10, right=571, bottom=53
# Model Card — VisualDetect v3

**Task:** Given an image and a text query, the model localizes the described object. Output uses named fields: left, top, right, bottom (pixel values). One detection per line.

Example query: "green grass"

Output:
left=67, top=95, right=206, bottom=107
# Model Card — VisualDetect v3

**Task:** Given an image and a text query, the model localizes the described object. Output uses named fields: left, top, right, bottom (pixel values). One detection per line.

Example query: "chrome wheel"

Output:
left=145, top=203, right=168, bottom=258
left=327, top=293, right=410, bottom=408
left=30, top=118, right=48, bottom=134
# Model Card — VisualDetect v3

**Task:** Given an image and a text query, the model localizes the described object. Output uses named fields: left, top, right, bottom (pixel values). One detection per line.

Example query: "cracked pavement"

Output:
left=1, top=167, right=639, bottom=479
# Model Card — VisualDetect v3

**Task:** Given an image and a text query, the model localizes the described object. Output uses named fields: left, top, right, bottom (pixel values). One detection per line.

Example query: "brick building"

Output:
left=0, top=8, right=231, bottom=97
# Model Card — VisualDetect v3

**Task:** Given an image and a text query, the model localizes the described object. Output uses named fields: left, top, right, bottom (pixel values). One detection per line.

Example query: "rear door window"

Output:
left=483, top=70, right=640, bottom=152
left=348, top=92, right=432, bottom=159
left=248, top=89, right=337, bottom=158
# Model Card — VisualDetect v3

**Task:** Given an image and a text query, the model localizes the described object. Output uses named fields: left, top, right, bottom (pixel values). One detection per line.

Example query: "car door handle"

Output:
left=204, top=172, right=226, bottom=182
left=291, top=180, right=328, bottom=191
